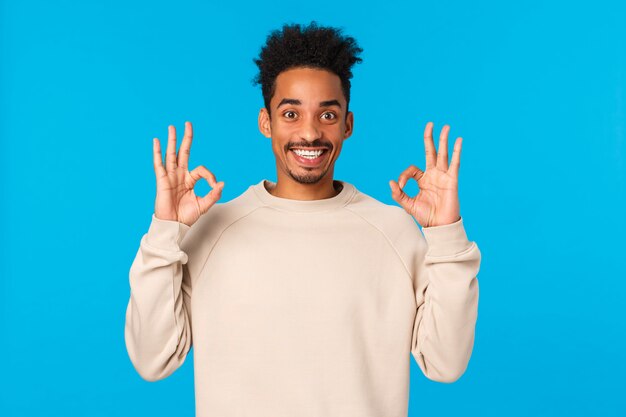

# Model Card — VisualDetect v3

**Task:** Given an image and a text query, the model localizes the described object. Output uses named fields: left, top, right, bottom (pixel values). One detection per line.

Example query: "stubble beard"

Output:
left=286, top=165, right=330, bottom=184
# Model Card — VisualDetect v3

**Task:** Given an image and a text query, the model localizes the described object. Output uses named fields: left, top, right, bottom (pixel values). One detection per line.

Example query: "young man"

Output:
left=125, top=22, right=481, bottom=417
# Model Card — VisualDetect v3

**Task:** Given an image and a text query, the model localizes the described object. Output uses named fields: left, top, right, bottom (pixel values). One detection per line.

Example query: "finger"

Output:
left=424, top=122, right=437, bottom=170
left=189, top=166, right=224, bottom=214
left=437, top=124, right=450, bottom=171
left=197, top=183, right=224, bottom=214
left=153, top=138, right=166, bottom=178
left=397, top=164, right=425, bottom=189
left=448, top=137, right=462, bottom=179
left=188, top=165, right=218, bottom=189
left=177, top=121, right=193, bottom=170
left=166, top=125, right=178, bottom=172
left=388, top=180, right=413, bottom=212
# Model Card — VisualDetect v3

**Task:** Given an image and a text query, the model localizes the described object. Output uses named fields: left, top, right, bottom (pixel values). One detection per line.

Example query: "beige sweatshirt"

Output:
left=124, top=178, right=481, bottom=417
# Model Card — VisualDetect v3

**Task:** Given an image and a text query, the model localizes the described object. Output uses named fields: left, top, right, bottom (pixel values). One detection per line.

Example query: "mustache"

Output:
left=286, top=141, right=332, bottom=150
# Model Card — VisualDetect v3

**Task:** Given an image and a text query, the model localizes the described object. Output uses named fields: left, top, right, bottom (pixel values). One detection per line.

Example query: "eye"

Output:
left=321, top=112, right=337, bottom=120
left=283, top=110, right=298, bottom=119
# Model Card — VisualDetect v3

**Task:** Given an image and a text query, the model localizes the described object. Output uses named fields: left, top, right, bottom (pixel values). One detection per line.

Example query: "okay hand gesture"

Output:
left=389, top=122, right=462, bottom=228
left=153, top=121, right=225, bottom=227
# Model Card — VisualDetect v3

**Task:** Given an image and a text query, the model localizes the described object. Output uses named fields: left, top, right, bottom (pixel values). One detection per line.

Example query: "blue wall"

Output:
left=1, top=0, right=624, bottom=415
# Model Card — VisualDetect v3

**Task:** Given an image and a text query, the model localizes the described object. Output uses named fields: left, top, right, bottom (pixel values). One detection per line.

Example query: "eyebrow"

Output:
left=276, top=98, right=342, bottom=109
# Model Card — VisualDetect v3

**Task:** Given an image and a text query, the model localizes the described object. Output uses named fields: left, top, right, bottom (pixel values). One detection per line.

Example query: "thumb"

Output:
left=197, top=181, right=224, bottom=215
left=389, top=180, right=412, bottom=213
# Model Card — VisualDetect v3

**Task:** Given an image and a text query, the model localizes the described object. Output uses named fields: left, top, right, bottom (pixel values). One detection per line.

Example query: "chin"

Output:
left=287, top=169, right=328, bottom=184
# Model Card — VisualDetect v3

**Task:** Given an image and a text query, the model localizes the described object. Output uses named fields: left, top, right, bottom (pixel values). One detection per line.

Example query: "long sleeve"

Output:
left=407, top=216, right=481, bottom=383
left=124, top=214, right=193, bottom=382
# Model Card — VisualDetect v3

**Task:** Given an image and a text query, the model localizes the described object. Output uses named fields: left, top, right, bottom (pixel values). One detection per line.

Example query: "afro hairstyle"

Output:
left=252, top=21, right=363, bottom=118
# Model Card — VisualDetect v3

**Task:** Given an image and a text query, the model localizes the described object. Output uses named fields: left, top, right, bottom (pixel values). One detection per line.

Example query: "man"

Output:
left=124, top=21, right=481, bottom=417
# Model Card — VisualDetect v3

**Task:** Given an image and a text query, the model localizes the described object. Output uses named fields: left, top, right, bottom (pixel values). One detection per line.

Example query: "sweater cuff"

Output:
left=145, top=214, right=191, bottom=250
left=421, top=216, right=473, bottom=257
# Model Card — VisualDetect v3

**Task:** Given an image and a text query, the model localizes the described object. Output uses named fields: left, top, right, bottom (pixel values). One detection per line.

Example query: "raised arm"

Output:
left=411, top=217, right=480, bottom=382
left=390, top=122, right=481, bottom=382
left=124, top=216, right=193, bottom=381
left=124, top=121, right=224, bottom=381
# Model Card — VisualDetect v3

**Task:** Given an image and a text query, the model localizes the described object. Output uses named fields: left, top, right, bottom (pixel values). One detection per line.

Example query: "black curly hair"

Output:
left=252, top=21, right=363, bottom=119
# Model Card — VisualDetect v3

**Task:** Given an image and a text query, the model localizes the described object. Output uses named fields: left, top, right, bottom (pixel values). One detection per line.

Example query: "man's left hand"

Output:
left=389, top=122, right=462, bottom=228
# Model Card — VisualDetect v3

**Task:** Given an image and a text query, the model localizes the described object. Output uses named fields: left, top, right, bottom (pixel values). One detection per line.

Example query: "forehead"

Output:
left=272, top=67, right=345, bottom=105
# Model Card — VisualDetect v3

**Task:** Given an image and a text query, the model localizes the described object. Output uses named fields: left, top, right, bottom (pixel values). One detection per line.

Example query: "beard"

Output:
left=286, top=165, right=330, bottom=184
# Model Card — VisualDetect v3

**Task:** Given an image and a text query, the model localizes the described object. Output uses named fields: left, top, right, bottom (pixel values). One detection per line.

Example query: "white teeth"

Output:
left=293, top=149, right=324, bottom=158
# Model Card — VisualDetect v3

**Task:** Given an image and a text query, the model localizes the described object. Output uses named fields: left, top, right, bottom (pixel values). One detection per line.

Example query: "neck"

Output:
left=266, top=175, right=341, bottom=200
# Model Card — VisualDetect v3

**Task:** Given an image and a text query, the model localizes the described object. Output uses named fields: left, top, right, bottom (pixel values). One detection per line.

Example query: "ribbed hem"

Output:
left=421, top=216, right=473, bottom=257
left=251, top=179, right=357, bottom=212
left=145, top=214, right=191, bottom=249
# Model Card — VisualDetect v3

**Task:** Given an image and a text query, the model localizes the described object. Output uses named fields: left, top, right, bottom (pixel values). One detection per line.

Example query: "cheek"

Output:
left=327, top=122, right=346, bottom=136
left=270, top=138, right=289, bottom=157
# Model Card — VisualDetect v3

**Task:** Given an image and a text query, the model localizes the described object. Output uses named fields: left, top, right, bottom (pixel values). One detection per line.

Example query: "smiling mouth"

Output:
left=289, top=148, right=329, bottom=166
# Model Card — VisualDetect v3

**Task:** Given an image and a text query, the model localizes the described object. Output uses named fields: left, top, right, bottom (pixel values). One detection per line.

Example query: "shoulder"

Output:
left=344, top=187, right=424, bottom=246
left=344, top=187, right=427, bottom=282
left=180, top=185, right=262, bottom=261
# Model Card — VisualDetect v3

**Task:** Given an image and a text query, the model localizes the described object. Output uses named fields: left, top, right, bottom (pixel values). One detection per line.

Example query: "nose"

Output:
left=298, top=115, right=321, bottom=142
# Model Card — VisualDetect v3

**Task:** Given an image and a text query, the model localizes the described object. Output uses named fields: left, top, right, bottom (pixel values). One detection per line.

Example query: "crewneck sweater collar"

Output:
left=251, top=179, right=357, bottom=213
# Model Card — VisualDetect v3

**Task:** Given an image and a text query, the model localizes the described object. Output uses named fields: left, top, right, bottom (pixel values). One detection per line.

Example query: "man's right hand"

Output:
left=153, top=121, right=224, bottom=227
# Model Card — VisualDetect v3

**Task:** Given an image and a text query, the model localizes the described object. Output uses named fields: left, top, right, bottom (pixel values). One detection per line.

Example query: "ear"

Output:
left=343, top=111, right=354, bottom=139
left=258, top=107, right=272, bottom=138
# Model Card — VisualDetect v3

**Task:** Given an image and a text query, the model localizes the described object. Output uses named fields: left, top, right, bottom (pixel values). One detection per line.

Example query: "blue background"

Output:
left=1, top=0, right=624, bottom=416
